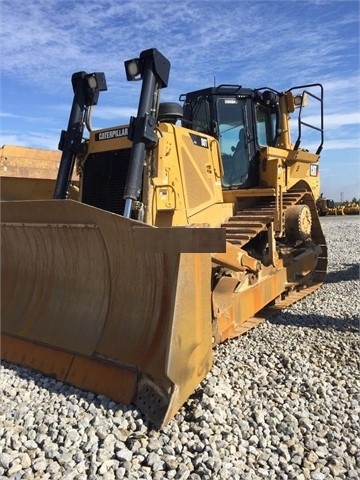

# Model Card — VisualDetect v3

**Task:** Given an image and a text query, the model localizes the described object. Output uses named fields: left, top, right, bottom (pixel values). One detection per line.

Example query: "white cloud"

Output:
left=0, top=112, right=18, bottom=118
left=326, top=113, right=360, bottom=128
left=0, top=133, right=59, bottom=150
left=92, top=106, right=137, bottom=122
left=303, top=112, right=360, bottom=129
left=322, top=138, right=360, bottom=150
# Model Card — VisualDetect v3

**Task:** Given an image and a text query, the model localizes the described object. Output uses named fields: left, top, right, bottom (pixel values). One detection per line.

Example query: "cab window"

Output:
left=217, top=98, right=246, bottom=155
left=183, top=98, right=210, bottom=133
left=217, top=98, right=249, bottom=188
left=255, top=104, right=277, bottom=146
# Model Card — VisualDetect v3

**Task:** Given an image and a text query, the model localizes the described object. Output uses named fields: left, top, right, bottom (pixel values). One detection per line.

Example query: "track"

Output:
left=220, top=187, right=328, bottom=328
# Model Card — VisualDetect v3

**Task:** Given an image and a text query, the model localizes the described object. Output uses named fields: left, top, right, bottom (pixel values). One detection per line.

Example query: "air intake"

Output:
left=82, top=148, right=131, bottom=215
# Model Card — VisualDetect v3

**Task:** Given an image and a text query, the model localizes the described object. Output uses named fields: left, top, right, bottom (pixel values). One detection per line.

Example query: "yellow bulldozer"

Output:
left=316, top=194, right=344, bottom=216
left=0, top=144, right=79, bottom=200
left=1, top=48, right=327, bottom=427
left=343, top=203, right=360, bottom=215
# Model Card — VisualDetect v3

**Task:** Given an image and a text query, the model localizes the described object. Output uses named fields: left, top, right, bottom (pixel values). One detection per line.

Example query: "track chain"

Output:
left=220, top=188, right=328, bottom=330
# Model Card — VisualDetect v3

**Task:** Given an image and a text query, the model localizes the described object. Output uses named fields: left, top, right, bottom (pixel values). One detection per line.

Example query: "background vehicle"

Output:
left=343, top=203, right=360, bottom=215
left=0, top=144, right=78, bottom=200
left=1, top=49, right=327, bottom=427
left=316, top=194, right=340, bottom=216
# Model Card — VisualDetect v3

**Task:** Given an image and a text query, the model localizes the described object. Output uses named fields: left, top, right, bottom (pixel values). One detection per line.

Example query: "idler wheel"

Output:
left=285, top=204, right=312, bottom=242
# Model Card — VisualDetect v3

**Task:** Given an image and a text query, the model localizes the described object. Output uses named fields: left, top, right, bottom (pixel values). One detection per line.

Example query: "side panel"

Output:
left=175, top=127, right=224, bottom=215
left=259, top=146, right=320, bottom=200
left=150, top=124, right=225, bottom=227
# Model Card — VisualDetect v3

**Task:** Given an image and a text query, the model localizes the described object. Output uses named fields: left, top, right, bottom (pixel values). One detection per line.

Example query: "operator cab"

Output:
left=180, top=85, right=279, bottom=190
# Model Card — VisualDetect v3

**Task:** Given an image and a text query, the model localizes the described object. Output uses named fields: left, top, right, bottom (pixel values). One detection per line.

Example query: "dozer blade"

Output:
left=1, top=199, right=225, bottom=427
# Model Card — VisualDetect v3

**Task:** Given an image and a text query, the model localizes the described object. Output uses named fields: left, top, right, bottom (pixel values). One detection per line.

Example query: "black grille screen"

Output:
left=82, top=148, right=131, bottom=215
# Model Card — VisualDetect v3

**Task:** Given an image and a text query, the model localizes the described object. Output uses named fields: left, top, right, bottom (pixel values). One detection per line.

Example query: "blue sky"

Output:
left=1, top=0, right=359, bottom=201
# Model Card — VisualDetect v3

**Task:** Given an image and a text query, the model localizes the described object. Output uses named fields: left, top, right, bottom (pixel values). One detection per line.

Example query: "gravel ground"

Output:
left=1, top=216, right=359, bottom=480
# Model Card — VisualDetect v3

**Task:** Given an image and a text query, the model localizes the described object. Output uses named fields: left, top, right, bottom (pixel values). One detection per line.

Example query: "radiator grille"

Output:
left=82, top=148, right=131, bottom=215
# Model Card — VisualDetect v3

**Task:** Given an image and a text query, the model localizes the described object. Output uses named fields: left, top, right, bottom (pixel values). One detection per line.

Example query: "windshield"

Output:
left=216, top=98, right=249, bottom=188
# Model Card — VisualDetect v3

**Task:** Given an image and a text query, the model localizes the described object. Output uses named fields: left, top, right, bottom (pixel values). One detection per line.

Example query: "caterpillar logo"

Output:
left=95, top=128, right=128, bottom=141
